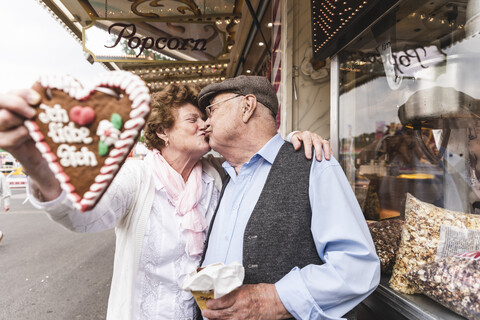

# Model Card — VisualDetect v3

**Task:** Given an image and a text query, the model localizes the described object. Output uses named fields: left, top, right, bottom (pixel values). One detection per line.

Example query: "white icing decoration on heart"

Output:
left=57, top=144, right=98, bottom=167
left=96, top=120, right=120, bottom=146
left=38, top=104, right=69, bottom=123
left=48, top=122, right=92, bottom=144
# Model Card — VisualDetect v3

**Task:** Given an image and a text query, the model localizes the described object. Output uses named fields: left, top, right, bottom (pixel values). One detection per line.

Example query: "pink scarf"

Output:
left=151, top=149, right=207, bottom=256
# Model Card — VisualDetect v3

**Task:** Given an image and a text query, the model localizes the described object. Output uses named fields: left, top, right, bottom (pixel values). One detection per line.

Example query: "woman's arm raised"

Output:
left=0, top=89, right=62, bottom=201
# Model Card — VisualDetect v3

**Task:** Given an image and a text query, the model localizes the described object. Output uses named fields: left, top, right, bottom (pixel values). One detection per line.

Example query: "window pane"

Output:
left=337, top=0, right=480, bottom=219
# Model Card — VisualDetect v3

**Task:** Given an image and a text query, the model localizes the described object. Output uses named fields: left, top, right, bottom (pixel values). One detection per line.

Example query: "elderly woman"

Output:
left=0, top=82, right=330, bottom=319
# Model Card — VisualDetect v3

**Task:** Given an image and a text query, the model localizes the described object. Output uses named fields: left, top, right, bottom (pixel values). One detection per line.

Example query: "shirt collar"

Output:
left=255, top=133, right=285, bottom=164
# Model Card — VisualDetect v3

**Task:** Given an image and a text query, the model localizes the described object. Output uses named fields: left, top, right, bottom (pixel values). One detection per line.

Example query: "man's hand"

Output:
left=202, top=283, right=292, bottom=320
left=291, top=131, right=331, bottom=161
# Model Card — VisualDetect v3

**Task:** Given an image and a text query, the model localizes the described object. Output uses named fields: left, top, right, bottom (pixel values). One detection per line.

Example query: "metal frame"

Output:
left=330, top=55, right=339, bottom=156
left=234, top=0, right=271, bottom=75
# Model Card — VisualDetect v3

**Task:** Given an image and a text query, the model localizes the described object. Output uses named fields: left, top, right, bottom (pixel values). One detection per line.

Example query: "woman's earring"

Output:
left=165, top=139, right=169, bottom=147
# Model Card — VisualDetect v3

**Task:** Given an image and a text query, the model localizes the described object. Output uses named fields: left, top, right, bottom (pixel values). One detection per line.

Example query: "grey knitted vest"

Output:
left=200, top=143, right=321, bottom=271
left=242, top=143, right=356, bottom=320
left=242, top=142, right=322, bottom=284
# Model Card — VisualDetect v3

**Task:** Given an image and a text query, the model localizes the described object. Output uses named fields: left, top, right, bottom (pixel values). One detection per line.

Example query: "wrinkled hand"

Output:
left=291, top=131, right=331, bottom=161
left=0, top=89, right=39, bottom=155
left=0, top=89, right=61, bottom=201
left=202, top=284, right=292, bottom=320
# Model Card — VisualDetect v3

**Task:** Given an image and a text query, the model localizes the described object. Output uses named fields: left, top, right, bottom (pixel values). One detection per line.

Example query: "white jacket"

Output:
left=29, top=156, right=223, bottom=319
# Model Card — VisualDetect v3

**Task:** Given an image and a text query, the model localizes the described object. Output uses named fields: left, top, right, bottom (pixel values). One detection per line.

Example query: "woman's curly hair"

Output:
left=144, top=83, right=201, bottom=151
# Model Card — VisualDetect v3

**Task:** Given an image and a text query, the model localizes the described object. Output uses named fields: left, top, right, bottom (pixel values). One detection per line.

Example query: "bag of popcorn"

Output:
left=404, top=251, right=480, bottom=320
left=389, top=194, right=480, bottom=294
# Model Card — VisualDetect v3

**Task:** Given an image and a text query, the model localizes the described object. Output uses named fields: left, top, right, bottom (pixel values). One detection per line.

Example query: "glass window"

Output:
left=336, top=0, right=480, bottom=219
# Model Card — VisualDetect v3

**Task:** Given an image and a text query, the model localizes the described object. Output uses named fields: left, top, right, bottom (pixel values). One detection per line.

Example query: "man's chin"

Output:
left=207, top=137, right=215, bottom=148
left=207, top=139, right=219, bottom=152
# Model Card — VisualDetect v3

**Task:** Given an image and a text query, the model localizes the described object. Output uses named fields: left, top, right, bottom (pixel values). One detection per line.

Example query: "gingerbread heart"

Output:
left=25, top=72, right=150, bottom=212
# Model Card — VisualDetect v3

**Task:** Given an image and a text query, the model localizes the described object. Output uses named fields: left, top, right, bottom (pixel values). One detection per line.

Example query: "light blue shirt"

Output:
left=203, top=133, right=380, bottom=320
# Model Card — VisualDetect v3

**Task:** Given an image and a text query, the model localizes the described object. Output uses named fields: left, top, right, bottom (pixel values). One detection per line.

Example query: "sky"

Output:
left=0, top=0, right=107, bottom=93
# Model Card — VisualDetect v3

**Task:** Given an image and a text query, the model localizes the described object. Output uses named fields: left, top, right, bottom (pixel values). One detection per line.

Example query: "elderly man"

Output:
left=197, top=75, right=380, bottom=320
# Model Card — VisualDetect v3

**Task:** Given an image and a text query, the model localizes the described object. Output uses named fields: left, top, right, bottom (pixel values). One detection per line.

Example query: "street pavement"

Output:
left=0, top=189, right=115, bottom=319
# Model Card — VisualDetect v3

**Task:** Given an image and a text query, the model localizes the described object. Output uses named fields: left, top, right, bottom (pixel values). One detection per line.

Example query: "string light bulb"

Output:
left=312, top=0, right=371, bottom=52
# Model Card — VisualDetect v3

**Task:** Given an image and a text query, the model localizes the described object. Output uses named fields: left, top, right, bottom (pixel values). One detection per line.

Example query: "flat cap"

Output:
left=198, top=75, right=278, bottom=117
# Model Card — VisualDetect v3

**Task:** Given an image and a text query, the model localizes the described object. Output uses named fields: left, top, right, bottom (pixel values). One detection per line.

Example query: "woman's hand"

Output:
left=0, top=89, right=38, bottom=153
left=0, top=89, right=61, bottom=201
left=291, top=130, right=332, bottom=161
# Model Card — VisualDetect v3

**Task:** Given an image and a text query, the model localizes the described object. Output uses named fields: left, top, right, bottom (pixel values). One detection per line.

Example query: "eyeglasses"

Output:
left=205, top=94, right=242, bottom=117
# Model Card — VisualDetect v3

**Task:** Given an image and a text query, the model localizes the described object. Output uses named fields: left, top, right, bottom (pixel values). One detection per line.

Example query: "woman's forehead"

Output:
left=175, top=103, right=203, bottom=117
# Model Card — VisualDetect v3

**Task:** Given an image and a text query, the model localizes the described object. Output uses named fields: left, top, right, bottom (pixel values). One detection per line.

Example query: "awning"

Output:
left=38, top=0, right=270, bottom=90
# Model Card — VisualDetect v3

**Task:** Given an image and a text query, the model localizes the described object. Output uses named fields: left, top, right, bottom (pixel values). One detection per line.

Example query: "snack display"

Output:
left=367, top=218, right=404, bottom=273
left=25, top=72, right=150, bottom=212
left=181, top=262, right=244, bottom=310
left=389, top=193, right=480, bottom=294
left=404, top=251, right=480, bottom=320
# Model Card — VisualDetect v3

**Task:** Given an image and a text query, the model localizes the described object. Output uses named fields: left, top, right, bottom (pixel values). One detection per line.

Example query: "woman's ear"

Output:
left=155, top=127, right=168, bottom=141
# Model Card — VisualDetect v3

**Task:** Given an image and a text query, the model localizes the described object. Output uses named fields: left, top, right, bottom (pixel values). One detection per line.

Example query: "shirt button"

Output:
left=224, top=236, right=229, bottom=241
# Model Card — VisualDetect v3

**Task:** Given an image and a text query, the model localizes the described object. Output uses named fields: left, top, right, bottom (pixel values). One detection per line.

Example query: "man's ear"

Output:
left=242, top=94, right=257, bottom=123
